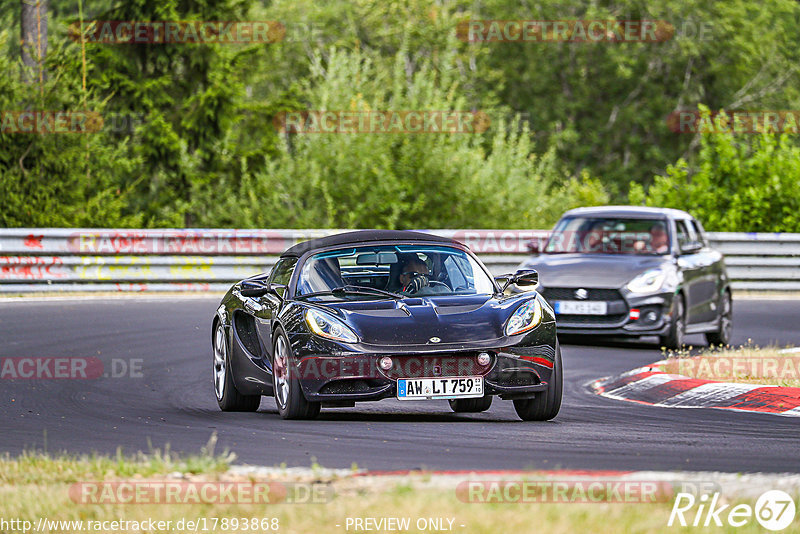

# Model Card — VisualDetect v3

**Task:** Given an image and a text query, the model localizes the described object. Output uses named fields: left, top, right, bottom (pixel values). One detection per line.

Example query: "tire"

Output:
left=513, top=343, right=562, bottom=421
left=706, top=290, right=732, bottom=346
left=272, top=329, right=320, bottom=420
left=660, top=294, right=686, bottom=350
left=213, top=322, right=261, bottom=412
left=449, top=395, right=493, bottom=413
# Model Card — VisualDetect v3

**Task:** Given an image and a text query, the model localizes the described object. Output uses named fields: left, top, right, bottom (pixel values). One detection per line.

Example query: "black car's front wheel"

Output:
left=213, top=323, right=260, bottom=412
left=449, top=395, right=492, bottom=413
left=272, top=329, right=320, bottom=420
left=705, top=290, right=732, bottom=346
left=513, top=343, right=562, bottom=421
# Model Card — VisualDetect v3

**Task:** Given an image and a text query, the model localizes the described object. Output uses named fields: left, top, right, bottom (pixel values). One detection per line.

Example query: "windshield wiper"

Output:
left=297, top=285, right=404, bottom=300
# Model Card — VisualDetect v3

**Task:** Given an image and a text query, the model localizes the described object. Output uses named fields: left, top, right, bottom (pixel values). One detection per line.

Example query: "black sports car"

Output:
left=212, top=230, right=561, bottom=420
left=519, top=206, right=732, bottom=349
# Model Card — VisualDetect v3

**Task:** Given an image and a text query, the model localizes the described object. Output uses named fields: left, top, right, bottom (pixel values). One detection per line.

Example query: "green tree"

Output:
left=631, top=110, right=800, bottom=232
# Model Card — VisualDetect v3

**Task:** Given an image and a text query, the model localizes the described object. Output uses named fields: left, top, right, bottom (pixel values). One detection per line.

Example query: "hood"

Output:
left=519, top=253, right=670, bottom=289
left=318, top=294, right=523, bottom=346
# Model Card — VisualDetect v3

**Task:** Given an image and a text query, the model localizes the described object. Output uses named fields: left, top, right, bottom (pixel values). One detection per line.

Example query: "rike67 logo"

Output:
left=669, top=490, right=796, bottom=531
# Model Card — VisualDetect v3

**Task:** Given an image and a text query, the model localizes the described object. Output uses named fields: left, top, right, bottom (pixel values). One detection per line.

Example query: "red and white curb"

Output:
left=590, top=360, right=800, bottom=417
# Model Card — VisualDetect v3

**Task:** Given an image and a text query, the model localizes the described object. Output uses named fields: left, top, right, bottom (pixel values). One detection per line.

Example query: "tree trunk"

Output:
left=20, top=0, right=48, bottom=83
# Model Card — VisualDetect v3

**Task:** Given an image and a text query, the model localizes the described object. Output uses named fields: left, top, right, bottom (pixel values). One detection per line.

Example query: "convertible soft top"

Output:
left=281, top=230, right=458, bottom=258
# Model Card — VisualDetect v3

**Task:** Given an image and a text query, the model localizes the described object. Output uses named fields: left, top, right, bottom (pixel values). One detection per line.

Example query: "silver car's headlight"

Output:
left=305, top=309, right=358, bottom=343
left=626, top=269, right=667, bottom=294
left=505, top=298, right=543, bottom=336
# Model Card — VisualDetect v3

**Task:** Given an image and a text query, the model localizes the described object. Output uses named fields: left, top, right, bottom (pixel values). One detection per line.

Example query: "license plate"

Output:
left=397, top=376, right=483, bottom=400
left=554, top=300, right=608, bottom=315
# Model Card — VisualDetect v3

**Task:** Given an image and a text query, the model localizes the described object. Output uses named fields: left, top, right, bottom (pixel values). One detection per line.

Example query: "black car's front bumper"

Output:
left=289, top=322, right=557, bottom=403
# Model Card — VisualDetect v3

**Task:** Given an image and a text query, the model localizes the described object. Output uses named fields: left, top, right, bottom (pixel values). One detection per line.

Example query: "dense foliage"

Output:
left=2, top=0, right=799, bottom=230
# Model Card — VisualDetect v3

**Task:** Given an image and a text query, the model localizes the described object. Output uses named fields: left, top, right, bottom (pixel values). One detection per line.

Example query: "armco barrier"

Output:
left=0, top=229, right=797, bottom=292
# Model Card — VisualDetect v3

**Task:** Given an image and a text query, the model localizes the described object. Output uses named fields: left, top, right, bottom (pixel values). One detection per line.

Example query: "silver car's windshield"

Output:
left=296, top=244, right=495, bottom=300
left=545, top=217, right=671, bottom=255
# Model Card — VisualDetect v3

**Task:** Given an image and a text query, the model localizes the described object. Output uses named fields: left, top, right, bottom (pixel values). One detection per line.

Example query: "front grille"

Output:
left=539, top=287, right=623, bottom=302
left=540, top=287, right=627, bottom=327
left=495, top=369, right=540, bottom=386
left=555, top=313, right=628, bottom=326
left=319, top=379, right=385, bottom=394
left=381, top=352, right=492, bottom=379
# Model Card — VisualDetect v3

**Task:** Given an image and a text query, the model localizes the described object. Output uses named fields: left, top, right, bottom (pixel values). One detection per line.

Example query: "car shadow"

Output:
left=257, top=407, right=526, bottom=423
left=558, top=334, right=663, bottom=351
left=558, top=334, right=709, bottom=351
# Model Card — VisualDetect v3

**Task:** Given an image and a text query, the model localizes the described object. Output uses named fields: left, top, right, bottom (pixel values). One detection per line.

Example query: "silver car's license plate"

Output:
left=554, top=300, right=608, bottom=315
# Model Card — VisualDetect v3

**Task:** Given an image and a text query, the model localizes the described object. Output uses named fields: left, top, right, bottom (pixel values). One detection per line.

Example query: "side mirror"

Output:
left=495, top=269, right=539, bottom=292
left=526, top=239, right=541, bottom=254
left=513, top=269, right=539, bottom=286
left=240, top=280, right=271, bottom=298
left=679, top=241, right=703, bottom=255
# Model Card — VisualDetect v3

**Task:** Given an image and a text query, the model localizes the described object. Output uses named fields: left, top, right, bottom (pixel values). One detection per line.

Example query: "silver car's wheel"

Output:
left=706, top=291, right=733, bottom=346
left=273, top=335, right=290, bottom=409
left=213, top=325, right=227, bottom=401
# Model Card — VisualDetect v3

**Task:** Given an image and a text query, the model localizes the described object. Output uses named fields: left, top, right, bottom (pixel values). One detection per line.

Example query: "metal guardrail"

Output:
left=0, top=229, right=798, bottom=292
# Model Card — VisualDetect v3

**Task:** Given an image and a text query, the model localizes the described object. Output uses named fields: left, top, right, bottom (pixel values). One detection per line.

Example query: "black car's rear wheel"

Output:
left=273, top=329, right=320, bottom=420
left=449, top=395, right=492, bottom=413
left=513, top=343, right=562, bottom=421
left=660, top=294, right=686, bottom=350
left=213, top=323, right=260, bottom=412
left=706, top=290, right=732, bottom=346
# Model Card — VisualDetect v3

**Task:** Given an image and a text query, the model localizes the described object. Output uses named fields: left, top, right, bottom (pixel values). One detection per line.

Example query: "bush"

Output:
left=631, top=109, right=800, bottom=232
left=195, top=45, right=607, bottom=229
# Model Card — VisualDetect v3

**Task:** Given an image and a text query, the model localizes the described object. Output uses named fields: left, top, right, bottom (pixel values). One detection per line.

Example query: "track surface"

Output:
left=1, top=297, right=799, bottom=472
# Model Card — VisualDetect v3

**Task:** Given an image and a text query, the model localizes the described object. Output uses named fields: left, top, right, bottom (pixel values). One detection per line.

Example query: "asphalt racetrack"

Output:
left=1, top=297, right=798, bottom=473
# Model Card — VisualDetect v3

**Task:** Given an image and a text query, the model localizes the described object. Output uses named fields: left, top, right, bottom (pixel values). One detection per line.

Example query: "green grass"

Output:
left=662, top=345, right=800, bottom=387
left=0, top=436, right=233, bottom=485
left=1, top=449, right=798, bottom=533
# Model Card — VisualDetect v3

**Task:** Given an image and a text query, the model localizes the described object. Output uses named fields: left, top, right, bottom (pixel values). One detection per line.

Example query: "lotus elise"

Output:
left=212, top=230, right=561, bottom=420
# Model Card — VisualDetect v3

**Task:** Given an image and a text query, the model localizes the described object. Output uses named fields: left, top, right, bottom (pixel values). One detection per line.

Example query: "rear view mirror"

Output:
left=356, top=252, right=398, bottom=265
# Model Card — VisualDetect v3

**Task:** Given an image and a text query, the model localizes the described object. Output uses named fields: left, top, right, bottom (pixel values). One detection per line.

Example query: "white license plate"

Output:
left=397, top=376, right=483, bottom=400
left=554, top=301, right=608, bottom=315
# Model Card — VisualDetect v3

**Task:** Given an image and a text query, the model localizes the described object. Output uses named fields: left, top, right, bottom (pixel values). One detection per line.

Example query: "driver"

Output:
left=649, top=222, right=669, bottom=254
left=399, top=258, right=431, bottom=294
left=633, top=222, right=669, bottom=253
left=398, top=257, right=449, bottom=295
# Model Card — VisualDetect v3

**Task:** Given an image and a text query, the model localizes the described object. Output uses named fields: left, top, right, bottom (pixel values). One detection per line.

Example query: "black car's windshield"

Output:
left=296, top=244, right=495, bottom=300
left=544, top=217, right=671, bottom=255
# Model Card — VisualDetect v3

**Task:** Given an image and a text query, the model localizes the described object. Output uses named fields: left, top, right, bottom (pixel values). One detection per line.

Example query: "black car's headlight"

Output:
left=505, top=298, right=543, bottom=336
left=626, top=268, right=668, bottom=294
left=305, top=309, right=359, bottom=343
